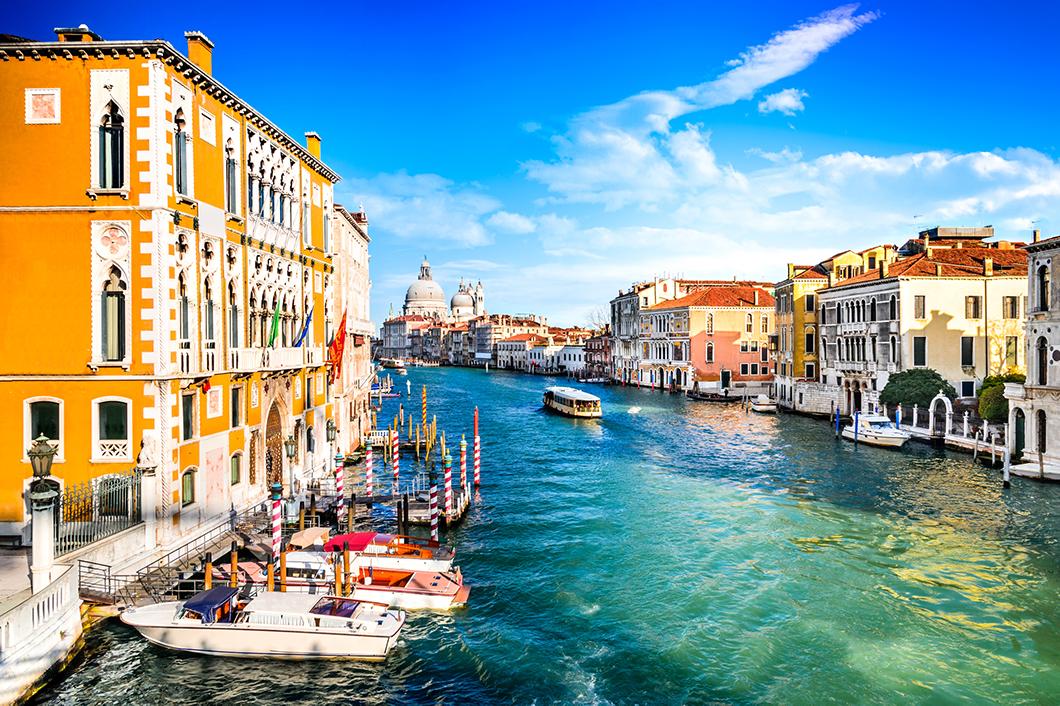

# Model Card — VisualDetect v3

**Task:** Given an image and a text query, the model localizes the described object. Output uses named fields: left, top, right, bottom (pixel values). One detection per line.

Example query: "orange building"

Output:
left=0, top=27, right=350, bottom=544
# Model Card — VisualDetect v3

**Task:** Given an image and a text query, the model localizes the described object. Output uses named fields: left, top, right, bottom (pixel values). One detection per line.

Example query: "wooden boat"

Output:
left=842, top=413, right=910, bottom=448
left=543, top=386, right=602, bottom=418
left=325, top=533, right=456, bottom=573
left=351, top=566, right=469, bottom=610
left=750, top=394, right=778, bottom=413
left=686, top=390, right=739, bottom=403
left=119, top=587, right=404, bottom=660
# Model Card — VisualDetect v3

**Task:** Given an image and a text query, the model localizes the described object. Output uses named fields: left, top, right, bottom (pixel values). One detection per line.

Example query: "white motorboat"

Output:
left=351, top=566, right=470, bottom=610
left=326, top=533, right=456, bottom=573
left=750, top=394, right=778, bottom=413
left=841, top=414, right=911, bottom=448
left=120, top=587, right=404, bottom=660
left=543, top=386, right=602, bottom=418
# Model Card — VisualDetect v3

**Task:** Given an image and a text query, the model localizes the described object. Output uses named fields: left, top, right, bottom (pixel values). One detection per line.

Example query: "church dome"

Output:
left=451, top=291, right=474, bottom=309
left=406, top=279, right=445, bottom=304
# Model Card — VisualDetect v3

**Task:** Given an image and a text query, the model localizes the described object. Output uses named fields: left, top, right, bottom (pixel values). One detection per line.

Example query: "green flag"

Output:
left=267, top=301, right=281, bottom=347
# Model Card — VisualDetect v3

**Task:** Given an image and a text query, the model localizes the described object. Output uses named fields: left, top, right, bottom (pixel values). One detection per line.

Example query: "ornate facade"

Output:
left=0, top=28, right=368, bottom=543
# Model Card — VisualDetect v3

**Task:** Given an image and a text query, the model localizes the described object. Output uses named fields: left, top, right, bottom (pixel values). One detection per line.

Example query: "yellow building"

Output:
left=0, top=27, right=345, bottom=544
left=773, top=246, right=897, bottom=408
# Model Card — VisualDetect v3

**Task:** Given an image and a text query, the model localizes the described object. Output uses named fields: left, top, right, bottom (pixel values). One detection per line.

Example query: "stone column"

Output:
left=963, top=411, right=970, bottom=437
left=141, top=466, right=158, bottom=552
left=29, top=477, right=60, bottom=594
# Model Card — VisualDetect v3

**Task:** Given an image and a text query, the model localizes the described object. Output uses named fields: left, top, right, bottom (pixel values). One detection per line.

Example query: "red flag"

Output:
left=328, top=310, right=348, bottom=383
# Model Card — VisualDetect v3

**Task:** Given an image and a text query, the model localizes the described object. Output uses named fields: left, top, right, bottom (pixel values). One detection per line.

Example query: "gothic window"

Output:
left=224, top=139, right=237, bottom=213
left=181, top=468, right=196, bottom=506
left=178, top=272, right=191, bottom=342
left=230, top=452, right=242, bottom=485
left=98, top=101, right=125, bottom=188
left=258, top=169, right=266, bottom=218
left=174, top=108, right=188, bottom=196
left=745, top=313, right=753, bottom=334
left=761, top=314, right=769, bottom=334
left=1038, top=264, right=1051, bottom=312
left=203, top=278, right=215, bottom=344
left=1038, top=337, right=1049, bottom=386
left=228, top=280, right=240, bottom=348
left=889, top=295, right=897, bottom=320
left=101, top=266, right=126, bottom=361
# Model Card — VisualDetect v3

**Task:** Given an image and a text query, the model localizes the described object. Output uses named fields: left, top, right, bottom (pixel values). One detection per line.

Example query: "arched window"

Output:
left=178, top=272, right=190, bottom=342
left=1038, top=337, right=1049, bottom=386
left=230, top=453, right=242, bottom=486
left=94, top=398, right=131, bottom=460
left=889, top=295, right=897, bottom=320
left=25, top=398, right=63, bottom=459
left=258, top=169, right=266, bottom=218
left=869, top=298, right=877, bottom=322
left=174, top=108, right=188, bottom=196
left=706, top=342, right=714, bottom=363
left=705, top=313, right=714, bottom=334
left=306, top=425, right=315, bottom=453
left=246, top=157, right=255, bottom=214
left=761, top=314, right=769, bottom=333
left=228, top=280, right=239, bottom=348
left=820, top=337, right=827, bottom=363
left=98, top=101, right=124, bottom=188
left=203, top=277, right=215, bottom=344
left=101, top=266, right=126, bottom=361
left=804, top=326, right=815, bottom=354
left=745, top=313, right=753, bottom=334
left=1038, top=264, right=1051, bottom=312
left=181, top=468, right=196, bottom=506
left=889, top=335, right=897, bottom=363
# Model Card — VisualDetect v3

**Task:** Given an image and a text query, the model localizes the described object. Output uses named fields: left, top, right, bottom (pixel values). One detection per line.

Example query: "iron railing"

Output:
left=55, top=467, right=142, bottom=556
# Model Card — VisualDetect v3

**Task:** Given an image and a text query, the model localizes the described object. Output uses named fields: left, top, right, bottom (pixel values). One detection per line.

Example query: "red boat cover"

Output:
left=324, top=532, right=381, bottom=552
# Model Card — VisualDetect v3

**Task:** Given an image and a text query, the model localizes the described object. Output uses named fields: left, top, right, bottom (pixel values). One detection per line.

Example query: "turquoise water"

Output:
left=33, top=368, right=1060, bottom=704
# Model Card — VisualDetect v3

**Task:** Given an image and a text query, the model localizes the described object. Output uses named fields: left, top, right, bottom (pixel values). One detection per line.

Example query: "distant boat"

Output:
left=543, top=386, right=602, bottom=418
left=687, top=390, right=739, bottom=403
left=119, top=587, right=404, bottom=660
left=842, top=413, right=910, bottom=448
left=628, top=406, right=642, bottom=414
left=750, top=394, right=778, bottom=414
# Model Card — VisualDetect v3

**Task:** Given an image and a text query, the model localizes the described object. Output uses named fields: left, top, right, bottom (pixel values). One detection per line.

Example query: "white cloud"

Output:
left=758, top=88, right=809, bottom=116
left=747, top=146, right=804, bottom=163
left=337, top=171, right=500, bottom=246
left=487, top=210, right=537, bottom=234
left=521, top=121, right=543, bottom=133
left=524, top=4, right=878, bottom=207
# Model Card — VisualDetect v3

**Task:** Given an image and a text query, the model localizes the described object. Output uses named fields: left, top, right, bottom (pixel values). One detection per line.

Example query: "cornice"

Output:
left=0, top=39, right=341, bottom=184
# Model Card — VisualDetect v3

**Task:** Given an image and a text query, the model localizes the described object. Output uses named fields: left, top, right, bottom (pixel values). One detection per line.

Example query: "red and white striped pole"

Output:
left=391, top=429, right=399, bottom=492
left=473, top=434, right=481, bottom=487
left=460, top=436, right=468, bottom=491
left=334, top=453, right=345, bottom=518
left=270, top=482, right=282, bottom=561
left=365, top=444, right=373, bottom=498
left=444, top=453, right=453, bottom=518
left=429, top=474, right=439, bottom=542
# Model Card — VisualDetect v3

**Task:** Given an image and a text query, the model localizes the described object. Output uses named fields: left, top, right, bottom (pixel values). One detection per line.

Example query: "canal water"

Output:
left=33, top=368, right=1060, bottom=704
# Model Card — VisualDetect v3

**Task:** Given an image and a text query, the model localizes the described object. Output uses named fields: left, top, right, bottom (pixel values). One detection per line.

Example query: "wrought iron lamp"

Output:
left=284, top=434, right=297, bottom=461
left=27, top=434, right=57, bottom=478
left=326, top=418, right=337, bottom=443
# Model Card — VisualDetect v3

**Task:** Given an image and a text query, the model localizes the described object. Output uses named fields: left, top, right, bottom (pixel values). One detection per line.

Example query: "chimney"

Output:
left=54, top=24, right=101, bottom=42
left=753, top=289, right=759, bottom=306
left=880, top=261, right=889, bottom=278
left=787, top=264, right=796, bottom=279
left=305, top=132, right=322, bottom=160
left=184, top=31, right=214, bottom=75
left=828, top=271, right=837, bottom=287
left=925, top=245, right=933, bottom=259
left=1034, top=229, right=1041, bottom=243
left=923, top=232, right=930, bottom=256
left=984, top=257, right=993, bottom=277
left=935, top=263, right=943, bottom=277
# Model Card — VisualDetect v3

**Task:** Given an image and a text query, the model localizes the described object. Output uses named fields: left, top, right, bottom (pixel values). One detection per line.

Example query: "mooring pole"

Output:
left=1003, top=446, right=1011, bottom=489
left=365, top=445, right=374, bottom=499
left=444, top=453, right=453, bottom=521
left=203, top=552, right=213, bottom=590
left=229, top=541, right=239, bottom=589
left=429, top=469, right=439, bottom=542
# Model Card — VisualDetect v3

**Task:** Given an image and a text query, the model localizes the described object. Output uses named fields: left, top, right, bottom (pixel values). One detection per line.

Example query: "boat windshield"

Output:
left=869, top=420, right=895, bottom=429
left=310, top=596, right=360, bottom=618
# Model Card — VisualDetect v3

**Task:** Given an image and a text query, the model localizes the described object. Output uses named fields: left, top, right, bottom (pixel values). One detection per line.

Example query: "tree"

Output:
left=879, top=368, right=956, bottom=409
left=978, top=371, right=1026, bottom=397
left=978, top=384, right=1009, bottom=422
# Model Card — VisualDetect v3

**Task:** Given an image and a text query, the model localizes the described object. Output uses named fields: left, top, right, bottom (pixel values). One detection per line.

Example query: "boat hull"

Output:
left=841, top=427, right=909, bottom=448
left=750, top=403, right=777, bottom=413
left=350, top=583, right=469, bottom=610
left=543, top=403, right=601, bottom=419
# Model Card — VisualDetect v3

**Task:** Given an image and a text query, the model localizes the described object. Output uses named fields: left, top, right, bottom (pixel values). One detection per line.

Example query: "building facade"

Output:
left=0, top=28, right=353, bottom=542
left=640, top=285, right=776, bottom=392
left=1006, top=231, right=1060, bottom=477
left=332, top=205, right=373, bottom=456
left=815, top=232, right=1027, bottom=416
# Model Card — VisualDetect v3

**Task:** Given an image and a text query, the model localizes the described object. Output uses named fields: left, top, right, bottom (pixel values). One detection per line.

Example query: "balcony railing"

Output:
left=228, top=346, right=325, bottom=372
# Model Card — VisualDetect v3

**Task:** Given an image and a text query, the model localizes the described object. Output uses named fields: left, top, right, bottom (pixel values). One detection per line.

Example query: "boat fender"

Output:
left=364, top=576, right=373, bottom=585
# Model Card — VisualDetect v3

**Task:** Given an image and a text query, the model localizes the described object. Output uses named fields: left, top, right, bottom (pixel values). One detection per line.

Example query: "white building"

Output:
left=1006, top=231, right=1060, bottom=478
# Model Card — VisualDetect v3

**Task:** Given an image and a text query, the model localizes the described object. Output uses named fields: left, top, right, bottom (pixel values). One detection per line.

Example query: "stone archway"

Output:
left=265, top=402, right=284, bottom=486
left=928, top=391, right=953, bottom=437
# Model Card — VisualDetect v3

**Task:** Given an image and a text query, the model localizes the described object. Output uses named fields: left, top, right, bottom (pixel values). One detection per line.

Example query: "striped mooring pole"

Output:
left=429, top=472, right=439, bottom=542
left=473, top=434, right=481, bottom=487
left=270, top=482, right=282, bottom=560
left=391, top=429, right=400, bottom=491
left=421, top=385, right=427, bottom=428
left=335, top=453, right=345, bottom=520
left=444, top=453, right=453, bottom=518
left=460, top=436, right=468, bottom=491
left=365, top=444, right=373, bottom=497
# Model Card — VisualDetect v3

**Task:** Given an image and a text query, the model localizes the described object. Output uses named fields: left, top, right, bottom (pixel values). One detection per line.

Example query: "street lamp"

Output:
left=27, top=434, right=57, bottom=479
left=326, top=418, right=337, bottom=443
left=284, top=434, right=297, bottom=461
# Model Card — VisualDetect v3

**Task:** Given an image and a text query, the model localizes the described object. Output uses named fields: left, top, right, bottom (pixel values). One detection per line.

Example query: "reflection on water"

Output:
left=33, top=369, right=1060, bottom=705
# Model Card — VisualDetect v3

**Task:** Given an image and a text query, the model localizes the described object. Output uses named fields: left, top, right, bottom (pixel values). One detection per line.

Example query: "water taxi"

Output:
left=543, top=386, right=602, bottom=418
left=351, top=566, right=469, bottom=610
left=750, top=394, right=778, bottom=413
left=119, top=587, right=404, bottom=660
left=842, top=413, right=911, bottom=448
left=325, top=533, right=456, bottom=573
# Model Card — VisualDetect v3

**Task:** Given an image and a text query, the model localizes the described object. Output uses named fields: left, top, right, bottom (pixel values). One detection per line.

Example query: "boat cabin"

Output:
left=179, top=586, right=239, bottom=624
left=543, top=386, right=602, bottom=418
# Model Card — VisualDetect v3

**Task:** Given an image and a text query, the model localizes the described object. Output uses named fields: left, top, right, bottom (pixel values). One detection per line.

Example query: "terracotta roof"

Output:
left=1026, top=234, right=1060, bottom=252
left=648, top=285, right=775, bottom=310
left=828, top=247, right=1027, bottom=288
left=385, top=315, right=430, bottom=323
left=501, top=333, right=547, bottom=343
left=792, top=264, right=829, bottom=280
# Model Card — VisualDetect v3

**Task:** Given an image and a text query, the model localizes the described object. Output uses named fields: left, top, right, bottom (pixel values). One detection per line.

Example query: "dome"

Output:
left=406, top=279, right=445, bottom=303
left=451, top=291, right=474, bottom=309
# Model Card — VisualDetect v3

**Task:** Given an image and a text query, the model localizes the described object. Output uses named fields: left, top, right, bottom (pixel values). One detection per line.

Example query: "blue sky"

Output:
left=7, top=2, right=1060, bottom=325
